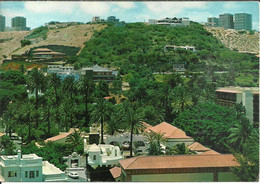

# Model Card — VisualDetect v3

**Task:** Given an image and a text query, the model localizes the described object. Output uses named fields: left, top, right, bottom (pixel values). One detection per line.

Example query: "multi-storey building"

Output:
left=234, top=13, right=252, bottom=31
left=215, top=87, right=259, bottom=123
left=107, top=16, right=119, bottom=23
left=207, top=17, right=219, bottom=27
left=219, top=13, right=234, bottom=29
left=0, top=15, right=5, bottom=32
left=0, top=151, right=67, bottom=182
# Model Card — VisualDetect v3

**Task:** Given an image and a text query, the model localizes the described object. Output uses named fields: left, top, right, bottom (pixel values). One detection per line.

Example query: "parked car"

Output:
left=68, top=172, right=79, bottom=179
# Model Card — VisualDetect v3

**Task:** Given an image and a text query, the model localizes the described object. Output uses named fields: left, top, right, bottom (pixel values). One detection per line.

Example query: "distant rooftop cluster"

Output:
left=149, top=17, right=190, bottom=27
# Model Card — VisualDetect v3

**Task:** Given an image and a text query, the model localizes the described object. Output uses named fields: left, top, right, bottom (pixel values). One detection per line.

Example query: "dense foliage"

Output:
left=173, top=102, right=239, bottom=153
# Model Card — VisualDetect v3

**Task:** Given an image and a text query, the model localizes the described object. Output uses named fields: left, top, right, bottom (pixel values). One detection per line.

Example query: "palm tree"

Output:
left=48, top=73, right=61, bottom=106
left=21, top=102, right=35, bottom=142
left=171, top=86, right=193, bottom=114
left=78, top=76, right=95, bottom=127
left=27, top=68, right=46, bottom=128
left=147, top=140, right=164, bottom=156
left=228, top=118, right=256, bottom=152
left=145, top=130, right=166, bottom=144
left=106, top=111, right=124, bottom=136
left=121, top=101, right=143, bottom=157
left=91, top=98, right=113, bottom=144
left=42, top=99, right=54, bottom=137
left=63, top=76, right=77, bottom=100
left=66, top=129, right=83, bottom=151
left=170, top=143, right=195, bottom=155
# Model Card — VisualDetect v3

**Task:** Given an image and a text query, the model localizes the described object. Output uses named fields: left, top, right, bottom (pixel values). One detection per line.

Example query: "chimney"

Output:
left=17, top=150, right=22, bottom=160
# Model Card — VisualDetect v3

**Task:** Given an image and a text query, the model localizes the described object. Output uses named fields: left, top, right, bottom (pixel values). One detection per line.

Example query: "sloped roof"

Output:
left=120, top=154, right=238, bottom=170
left=188, top=142, right=211, bottom=152
left=109, top=167, right=121, bottom=179
left=199, top=150, right=220, bottom=155
left=33, top=48, right=52, bottom=52
left=45, top=128, right=79, bottom=143
left=146, top=122, right=192, bottom=139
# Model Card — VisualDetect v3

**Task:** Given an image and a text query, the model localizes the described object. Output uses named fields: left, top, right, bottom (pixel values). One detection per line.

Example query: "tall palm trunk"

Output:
left=130, top=122, right=134, bottom=157
left=85, top=97, right=89, bottom=127
left=35, top=87, right=39, bottom=128
left=54, top=86, right=58, bottom=106
left=100, top=118, right=104, bottom=144
left=28, top=120, right=31, bottom=142
left=47, top=110, right=51, bottom=137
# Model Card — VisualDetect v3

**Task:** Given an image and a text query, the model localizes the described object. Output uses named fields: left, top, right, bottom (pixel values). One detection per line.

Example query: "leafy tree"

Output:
left=0, top=70, right=26, bottom=85
left=20, top=39, right=31, bottom=47
left=171, top=86, right=193, bottom=114
left=66, top=129, right=83, bottom=152
left=95, top=80, right=109, bottom=98
left=147, top=140, right=164, bottom=156
left=167, top=143, right=196, bottom=155
left=1, top=135, right=15, bottom=155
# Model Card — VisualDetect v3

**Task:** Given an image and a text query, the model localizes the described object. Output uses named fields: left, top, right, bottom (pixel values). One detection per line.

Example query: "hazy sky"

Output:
left=0, top=1, right=259, bottom=30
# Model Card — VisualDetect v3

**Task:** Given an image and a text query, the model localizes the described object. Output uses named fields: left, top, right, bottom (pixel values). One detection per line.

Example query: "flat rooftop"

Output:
left=216, top=87, right=259, bottom=93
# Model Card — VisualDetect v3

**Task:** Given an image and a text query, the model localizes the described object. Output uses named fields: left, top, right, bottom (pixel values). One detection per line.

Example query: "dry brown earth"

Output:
left=0, top=24, right=106, bottom=63
left=205, top=27, right=259, bottom=54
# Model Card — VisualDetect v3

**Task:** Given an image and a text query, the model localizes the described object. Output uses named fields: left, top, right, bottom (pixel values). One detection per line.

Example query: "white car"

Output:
left=68, top=172, right=79, bottom=179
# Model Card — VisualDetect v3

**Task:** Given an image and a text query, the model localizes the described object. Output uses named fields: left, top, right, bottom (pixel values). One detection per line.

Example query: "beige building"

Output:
left=117, top=154, right=238, bottom=182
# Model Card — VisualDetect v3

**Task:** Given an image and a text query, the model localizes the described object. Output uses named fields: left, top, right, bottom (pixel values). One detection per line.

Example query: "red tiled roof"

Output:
left=146, top=122, right=192, bottom=139
left=199, top=150, right=220, bottom=155
left=34, top=52, right=65, bottom=55
left=120, top=154, right=238, bottom=170
left=33, top=48, right=52, bottom=52
left=45, top=128, right=79, bottom=143
left=109, top=167, right=121, bottom=179
left=188, top=142, right=211, bottom=152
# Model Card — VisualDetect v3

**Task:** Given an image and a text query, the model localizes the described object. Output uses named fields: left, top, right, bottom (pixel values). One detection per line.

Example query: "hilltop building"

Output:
left=215, top=87, right=259, bottom=124
left=164, top=45, right=196, bottom=52
left=116, top=154, right=238, bottom=182
left=234, top=13, right=252, bottom=31
left=0, top=151, right=67, bottom=182
left=0, top=15, right=5, bottom=32
left=107, top=16, right=119, bottom=23
left=32, top=48, right=65, bottom=60
left=207, top=17, right=219, bottom=27
left=11, top=16, right=30, bottom=31
left=219, top=13, right=234, bottom=29
left=149, top=17, right=190, bottom=27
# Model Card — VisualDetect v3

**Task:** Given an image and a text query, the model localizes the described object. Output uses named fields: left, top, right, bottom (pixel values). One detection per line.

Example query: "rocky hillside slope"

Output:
left=205, top=27, right=259, bottom=54
left=0, top=24, right=106, bottom=63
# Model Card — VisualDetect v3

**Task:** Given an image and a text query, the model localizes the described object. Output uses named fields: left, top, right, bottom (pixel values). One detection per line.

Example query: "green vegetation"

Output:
left=20, top=39, right=31, bottom=47
left=25, top=26, right=48, bottom=40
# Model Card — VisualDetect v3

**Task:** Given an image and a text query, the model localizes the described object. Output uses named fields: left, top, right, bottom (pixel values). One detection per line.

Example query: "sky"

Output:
left=0, top=1, right=259, bottom=30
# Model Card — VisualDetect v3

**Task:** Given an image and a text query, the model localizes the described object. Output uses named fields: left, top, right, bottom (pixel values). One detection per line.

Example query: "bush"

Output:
left=20, top=39, right=31, bottom=47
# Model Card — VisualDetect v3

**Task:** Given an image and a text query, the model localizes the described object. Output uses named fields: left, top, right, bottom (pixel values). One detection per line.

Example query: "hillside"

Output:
left=0, top=23, right=106, bottom=63
left=205, top=27, right=259, bottom=54
left=78, top=22, right=258, bottom=87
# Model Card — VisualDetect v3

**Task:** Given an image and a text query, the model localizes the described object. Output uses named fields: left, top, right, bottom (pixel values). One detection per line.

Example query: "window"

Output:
left=93, top=155, right=96, bottom=160
left=115, top=150, right=117, bottom=157
left=36, top=171, right=39, bottom=177
left=25, top=171, right=28, bottom=178
left=15, top=171, right=17, bottom=177
left=8, top=171, right=14, bottom=177
left=29, top=171, right=35, bottom=178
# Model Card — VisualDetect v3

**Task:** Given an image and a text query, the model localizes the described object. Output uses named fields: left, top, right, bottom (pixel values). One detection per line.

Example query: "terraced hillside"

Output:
left=205, top=27, right=259, bottom=54
left=0, top=24, right=106, bottom=63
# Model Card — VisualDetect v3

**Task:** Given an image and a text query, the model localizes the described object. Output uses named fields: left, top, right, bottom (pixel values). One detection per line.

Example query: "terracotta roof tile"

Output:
left=109, top=167, right=121, bottom=179
left=120, top=154, right=238, bottom=170
left=146, top=122, right=192, bottom=139
left=199, top=150, right=220, bottom=155
left=188, top=142, right=211, bottom=152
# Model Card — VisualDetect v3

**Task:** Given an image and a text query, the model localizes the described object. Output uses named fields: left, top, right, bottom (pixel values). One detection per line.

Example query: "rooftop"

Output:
left=42, top=161, right=64, bottom=175
left=199, top=150, right=220, bottom=155
left=120, top=154, right=238, bottom=170
left=45, top=128, right=79, bottom=143
left=33, top=48, right=52, bottom=52
left=82, top=65, right=111, bottom=71
left=188, top=142, right=211, bottom=152
left=109, top=167, right=121, bottom=179
left=146, top=122, right=192, bottom=139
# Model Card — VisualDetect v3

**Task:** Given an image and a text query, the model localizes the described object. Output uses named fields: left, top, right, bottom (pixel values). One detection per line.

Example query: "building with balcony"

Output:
left=207, top=17, right=219, bottom=27
left=164, top=45, right=196, bottom=52
left=0, top=151, right=67, bottom=182
left=234, top=13, right=252, bottom=31
left=32, top=48, right=65, bottom=60
left=219, top=13, right=234, bottom=29
left=215, top=87, right=259, bottom=123
left=0, top=15, right=5, bottom=32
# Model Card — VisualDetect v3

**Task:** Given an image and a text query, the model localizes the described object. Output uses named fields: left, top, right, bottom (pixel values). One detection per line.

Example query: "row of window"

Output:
left=8, top=170, right=39, bottom=178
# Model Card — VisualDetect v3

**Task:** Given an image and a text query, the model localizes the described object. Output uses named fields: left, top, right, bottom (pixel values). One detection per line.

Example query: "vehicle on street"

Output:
left=68, top=172, right=79, bottom=179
